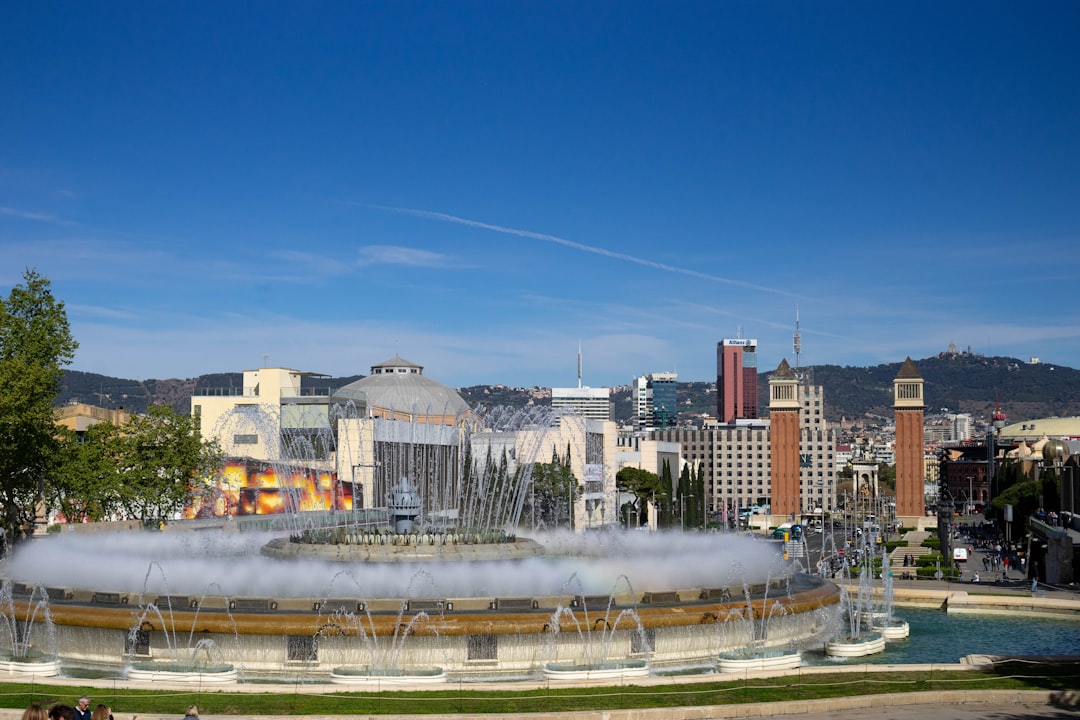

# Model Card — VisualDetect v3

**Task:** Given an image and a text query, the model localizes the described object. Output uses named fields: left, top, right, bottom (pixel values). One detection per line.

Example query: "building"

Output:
left=55, top=403, right=131, bottom=437
left=893, top=357, right=926, bottom=520
left=189, top=357, right=622, bottom=530
left=551, top=385, right=613, bottom=421
left=654, top=360, right=836, bottom=526
left=716, top=338, right=758, bottom=423
left=631, top=371, right=677, bottom=431
left=768, top=360, right=800, bottom=519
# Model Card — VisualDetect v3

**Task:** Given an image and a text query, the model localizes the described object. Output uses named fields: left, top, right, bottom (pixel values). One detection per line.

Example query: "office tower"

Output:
left=716, top=338, right=758, bottom=423
left=633, top=372, right=678, bottom=431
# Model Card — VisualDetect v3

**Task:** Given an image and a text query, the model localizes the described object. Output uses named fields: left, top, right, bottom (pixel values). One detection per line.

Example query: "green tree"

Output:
left=0, top=270, right=77, bottom=549
left=115, top=405, right=222, bottom=523
left=529, top=454, right=580, bottom=530
left=52, top=405, right=221, bottom=525
left=52, top=422, right=126, bottom=522
left=615, top=466, right=663, bottom=528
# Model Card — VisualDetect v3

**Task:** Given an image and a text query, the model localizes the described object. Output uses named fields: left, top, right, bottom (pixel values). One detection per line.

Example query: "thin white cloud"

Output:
left=362, top=204, right=799, bottom=298
left=0, top=206, right=75, bottom=226
left=270, top=250, right=354, bottom=276
left=356, top=244, right=458, bottom=268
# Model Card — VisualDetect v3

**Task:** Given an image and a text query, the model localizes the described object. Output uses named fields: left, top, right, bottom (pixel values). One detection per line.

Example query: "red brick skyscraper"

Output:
left=768, top=359, right=800, bottom=519
left=893, top=357, right=926, bottom=519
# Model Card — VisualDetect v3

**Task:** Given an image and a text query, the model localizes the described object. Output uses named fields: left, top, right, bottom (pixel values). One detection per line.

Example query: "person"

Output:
left=91, top=705, right=113, bottom=720
left=48, top=706, right=74, bottom=720
left=74, top=698, right=91, bottom=720
left=22, top=705, right=47, bottom=720
left=183, top=706, right=199, bottom=720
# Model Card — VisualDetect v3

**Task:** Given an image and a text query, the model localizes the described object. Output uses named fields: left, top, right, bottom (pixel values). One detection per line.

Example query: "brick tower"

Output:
left=768, top=359, right=801, bottom=520
left=893, top=357, right=926, bottom=520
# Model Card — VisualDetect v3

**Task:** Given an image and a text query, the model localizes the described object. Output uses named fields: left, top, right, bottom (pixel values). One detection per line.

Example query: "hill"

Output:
left=57, top=352, right=1080, bottom=428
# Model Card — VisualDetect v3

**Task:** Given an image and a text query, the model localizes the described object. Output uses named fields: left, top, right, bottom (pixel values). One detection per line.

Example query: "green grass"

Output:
left=4, top=665, right=1078, bottom=716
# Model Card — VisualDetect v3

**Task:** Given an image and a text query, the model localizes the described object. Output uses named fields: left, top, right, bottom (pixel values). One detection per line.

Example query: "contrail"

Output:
left=362, top=204, right=798, bottom=297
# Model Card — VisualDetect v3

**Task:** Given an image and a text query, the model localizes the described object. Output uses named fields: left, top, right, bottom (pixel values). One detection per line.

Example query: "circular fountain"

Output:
left=1, top=528, right=839, bottom=681
left=1, top=403, right=841, bottom=681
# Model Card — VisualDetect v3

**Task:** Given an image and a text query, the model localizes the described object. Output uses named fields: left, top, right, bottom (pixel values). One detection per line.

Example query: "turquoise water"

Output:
left=805, top=606, right=1080, bottom=665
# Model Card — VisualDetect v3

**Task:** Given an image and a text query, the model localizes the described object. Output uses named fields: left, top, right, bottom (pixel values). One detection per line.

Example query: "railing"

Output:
left=193, top=387, right=256, bottom=397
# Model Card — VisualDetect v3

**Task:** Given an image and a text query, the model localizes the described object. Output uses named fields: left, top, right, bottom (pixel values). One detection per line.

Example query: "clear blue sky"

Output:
left=3, top=2, right=1078, bottom=388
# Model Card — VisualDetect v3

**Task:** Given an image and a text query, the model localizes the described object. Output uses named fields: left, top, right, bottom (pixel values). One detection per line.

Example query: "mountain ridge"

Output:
left=58, top=353, right=1080, bottom=428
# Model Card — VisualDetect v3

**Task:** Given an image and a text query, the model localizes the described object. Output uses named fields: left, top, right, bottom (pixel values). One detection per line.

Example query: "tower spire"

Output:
left=577, top=341, right=582, bottom=389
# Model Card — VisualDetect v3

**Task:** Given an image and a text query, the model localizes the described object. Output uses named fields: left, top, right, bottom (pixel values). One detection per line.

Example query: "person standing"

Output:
left=74, top=698, right=91, bottom=720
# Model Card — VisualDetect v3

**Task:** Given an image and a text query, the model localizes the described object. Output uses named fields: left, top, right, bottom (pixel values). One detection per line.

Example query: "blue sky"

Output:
left=2, top=2, right=1078, bottom=388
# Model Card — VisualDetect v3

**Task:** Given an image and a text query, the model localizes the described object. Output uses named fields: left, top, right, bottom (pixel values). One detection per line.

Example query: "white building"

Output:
left=551, top=385, right=613, bottom=422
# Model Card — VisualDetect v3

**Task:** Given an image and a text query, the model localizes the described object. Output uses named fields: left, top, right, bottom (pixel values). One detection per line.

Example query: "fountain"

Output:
left=1, top=403, right=840, bottom=680
left=866, top=552, right=910, bottom=640
left=541, top=574, right=651, bottom=680
left=716, top=568, right=803, bottom=672
left=123, top=566, right=239, bottom=684
left=825, top=538, right=886, bottom=658
left=0, top=582, right=60, bottom=677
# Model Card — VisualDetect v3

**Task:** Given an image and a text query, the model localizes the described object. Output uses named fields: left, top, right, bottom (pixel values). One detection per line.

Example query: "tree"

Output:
left=0, top=270, right=77, bottom=549
left=615, top=466, right=663, bottom=528
left=52, top=405, right=222, bottom=525
left=528, top=448, right=581, bottom=530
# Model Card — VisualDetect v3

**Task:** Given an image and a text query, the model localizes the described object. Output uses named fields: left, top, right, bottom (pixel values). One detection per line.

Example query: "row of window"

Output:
left=127, top=630, right=656, bottom=662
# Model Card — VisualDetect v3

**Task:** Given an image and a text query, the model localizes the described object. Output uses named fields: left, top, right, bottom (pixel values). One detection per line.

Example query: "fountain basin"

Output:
left=874, top=618, right=910, bottom=640
left=717, top=647, right=802, bottom=672
left=0, top=652, right=61, bottom=678
left=542, top=659, right=649, bottom=681
left=126, top=661, right=237, bottom=683
left=825, top=632, right=886, bottom=658
left=329, top=665, right=448, bottom=685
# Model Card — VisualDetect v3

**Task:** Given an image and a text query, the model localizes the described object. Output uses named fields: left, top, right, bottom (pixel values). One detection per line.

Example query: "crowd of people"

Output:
left=19, top=698, right=197, bottom=720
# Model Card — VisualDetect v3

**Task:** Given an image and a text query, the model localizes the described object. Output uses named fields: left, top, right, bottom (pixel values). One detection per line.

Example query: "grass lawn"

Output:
left=4, top=665, right=1078, bottom=716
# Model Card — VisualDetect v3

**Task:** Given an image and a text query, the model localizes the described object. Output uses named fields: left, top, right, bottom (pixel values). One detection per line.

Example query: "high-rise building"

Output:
left=716, top=338, right=758, bottom=423
left=551, top=386, right=613, bottom=421
left=632, top=372, right=678, bottom=431
left=653, top=366, right=836, bottom=525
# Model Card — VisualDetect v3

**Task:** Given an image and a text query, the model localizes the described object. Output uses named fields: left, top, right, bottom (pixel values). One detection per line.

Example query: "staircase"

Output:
left=889, top=530, right=935, bottom=576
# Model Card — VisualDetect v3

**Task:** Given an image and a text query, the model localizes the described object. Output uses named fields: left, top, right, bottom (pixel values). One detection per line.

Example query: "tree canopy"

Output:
left=0, top=269, right=77, bottom=548
left=51, top=405, right=223, bottom=524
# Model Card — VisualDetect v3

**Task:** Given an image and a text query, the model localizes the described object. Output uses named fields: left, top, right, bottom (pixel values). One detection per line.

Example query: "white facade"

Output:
left=191, top=367, right=334, bottom=466
left=551, top=386, right=613, bottom=421
left=950, top=413, right=973, bottom=442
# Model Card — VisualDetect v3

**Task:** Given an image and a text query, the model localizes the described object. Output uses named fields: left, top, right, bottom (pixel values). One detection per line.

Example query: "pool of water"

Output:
left=805, top=606, right=1080, bottom=665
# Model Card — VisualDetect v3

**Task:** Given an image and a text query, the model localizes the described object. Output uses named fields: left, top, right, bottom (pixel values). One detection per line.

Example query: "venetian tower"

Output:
left=893, top=357, right=926, bottom=520
left=768, top=359, right=801, bottom=519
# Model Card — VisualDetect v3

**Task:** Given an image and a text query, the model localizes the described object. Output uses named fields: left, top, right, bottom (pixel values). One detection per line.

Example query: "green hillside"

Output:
left=58, top=352, right=1080, bottom=427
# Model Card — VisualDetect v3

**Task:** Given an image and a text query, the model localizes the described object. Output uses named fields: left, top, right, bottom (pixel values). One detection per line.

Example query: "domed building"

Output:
left=333, top=355, right=470, bottom=425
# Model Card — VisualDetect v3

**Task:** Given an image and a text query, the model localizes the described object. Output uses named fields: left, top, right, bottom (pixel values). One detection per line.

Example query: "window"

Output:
left=126, top=626, right=151, bottom=657
left=234, top=434, right=258, bottom=445
left=286, top=635, right=317, bottom=663
left=467, top=634, right=498, bottom=661
left=630, top=627, right=655, bottom=655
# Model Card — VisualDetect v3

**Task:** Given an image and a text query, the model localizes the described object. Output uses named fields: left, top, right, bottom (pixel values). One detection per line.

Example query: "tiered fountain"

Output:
left=825, top=539, right=886, bottom=658
left=1, top=405, right=841, bottom=681
left=0, top=581, right=60, bottom=678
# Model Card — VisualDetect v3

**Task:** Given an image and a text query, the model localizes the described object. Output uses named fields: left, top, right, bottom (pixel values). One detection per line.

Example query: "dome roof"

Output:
left=333, top=355, right=469, bottom=418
